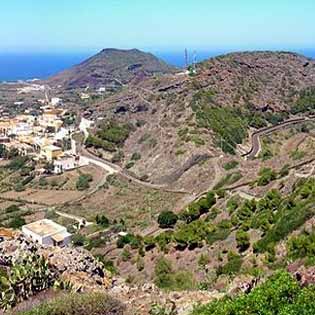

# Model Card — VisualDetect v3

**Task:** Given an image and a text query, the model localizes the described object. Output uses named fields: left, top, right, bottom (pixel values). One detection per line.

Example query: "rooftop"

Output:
left=22, top=219, right=66, bottom=237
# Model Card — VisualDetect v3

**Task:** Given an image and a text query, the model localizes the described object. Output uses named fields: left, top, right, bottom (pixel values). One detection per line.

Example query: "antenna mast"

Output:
left=185, top=48, right=189, bottom=69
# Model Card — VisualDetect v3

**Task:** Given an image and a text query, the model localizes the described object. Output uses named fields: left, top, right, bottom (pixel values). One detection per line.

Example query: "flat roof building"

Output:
left=22, top=219, right=71, bottom=247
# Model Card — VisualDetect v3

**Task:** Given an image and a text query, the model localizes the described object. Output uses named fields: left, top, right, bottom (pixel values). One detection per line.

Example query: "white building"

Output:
left=22, top=219, right=72, bottom=247
left=51, top=97, right=62, bottom=106
left=53, top=155, right=89, bottom=174
left=53, top=156, right=76, bottom=174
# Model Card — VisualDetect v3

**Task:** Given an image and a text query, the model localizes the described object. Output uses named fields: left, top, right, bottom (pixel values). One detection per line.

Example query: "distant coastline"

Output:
left=0, top=49, right=314, bottom=82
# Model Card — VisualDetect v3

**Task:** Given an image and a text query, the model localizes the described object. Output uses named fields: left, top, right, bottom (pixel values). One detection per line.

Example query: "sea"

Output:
left=0, top=49, right=314, bottom=82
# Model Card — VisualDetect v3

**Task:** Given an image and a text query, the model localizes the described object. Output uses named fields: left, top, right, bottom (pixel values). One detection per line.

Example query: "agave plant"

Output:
left=0, top=276, right=16, bottom=310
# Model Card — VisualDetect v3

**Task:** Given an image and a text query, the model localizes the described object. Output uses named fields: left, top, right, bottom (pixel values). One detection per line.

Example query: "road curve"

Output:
left=80, top=147, right=189, bottom=194
left=242, top=117, right=314, bottom=159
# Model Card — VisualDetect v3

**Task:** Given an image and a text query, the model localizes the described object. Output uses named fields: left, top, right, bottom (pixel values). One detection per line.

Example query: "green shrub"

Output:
left=214, top=172, right=242, bottom=190
left=157, top=211, right=178, bottom=228
left=116, top=233, right=142, bottom=249
left=96, top=214, right=110, bottom=228
left=5, top=205, right=20, bottom=213
left=257, top=167, right=276, bottom=186
left=72, top=234, right=87, bottom=246
left=223, top=160, right=239, bottom=170
left=290, top=149, right=305, bottom=161
left=76, top=173, right=93, bottom=191
left=217, top=252, right=242, bottom=276
left=8, top=215, right=26, bottom=229
left=291, top=87, right=315, bottom=114
left=7, top=156, right=29, bottom=171
left=192, top=271, right=308, bottom=315
left=154, top=257, right=195, bottom=291
left=287, top=231, right=315, bottom=260
left=236, top=230, right=250, bottom=252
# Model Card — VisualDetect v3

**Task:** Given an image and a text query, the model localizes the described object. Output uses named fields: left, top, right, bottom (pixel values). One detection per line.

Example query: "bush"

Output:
left=5, top=205, right=20, bottom=213
left=180, top=192, right=216, bottom=224
left=8, top=215, right=26, bottom=229
left=17, top=292, right=125, bottom=315
left=223, top=160, right=239, bottom=170
left=157, top=211, right=178, bottom=228
left=257, top=167, right=276, bottom=186
left=96, top=214, right=110, bottom=228
left=213, top=172, right=242, bottom=190
left=154, top=257, right=174, bottom=289
left=116, top=233, right=142, bottom=249
left=217, top=252, right=242, bottom=276
left=154, top=257, right=195, bottom=290
left=76, top=173, right=93, bottom=191
left=291, top=87, right=315, bottom=114
left=72, top=234, right=87, bottom=246
left=192, top=271, right=309, bottom=315
left=7, top=156, right=29, bottom=171
left=236, top=230, right=250, bottom=252
left=287, top=231, right=315, bottom=260
left=14, top=182, right=25, bottom=192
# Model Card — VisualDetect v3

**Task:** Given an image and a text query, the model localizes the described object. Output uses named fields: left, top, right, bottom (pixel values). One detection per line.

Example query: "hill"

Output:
left=79, top=51, right=315, bottom=189
left=46, top=48, right=177, bottom=89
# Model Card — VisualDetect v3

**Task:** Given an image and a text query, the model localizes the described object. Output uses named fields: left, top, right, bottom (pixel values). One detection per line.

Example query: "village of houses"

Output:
left=0, top=95, right=96, bottom=174
left=0, top=92, right=107, bottom=247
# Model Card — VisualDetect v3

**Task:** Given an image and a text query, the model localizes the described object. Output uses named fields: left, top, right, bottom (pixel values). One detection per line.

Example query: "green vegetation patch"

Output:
left=16, top=292, right=125, bottom=315
left=154, top=256, right=196, bottom=291
left=291, top=87, right=315, bottom=115
left=223, top=160, right=239, bottom=171
left=192, top=271, right=315, bottom=315
left=86, top=120, right=132, bottom=152
left=213, top=171, right=242, bottom=190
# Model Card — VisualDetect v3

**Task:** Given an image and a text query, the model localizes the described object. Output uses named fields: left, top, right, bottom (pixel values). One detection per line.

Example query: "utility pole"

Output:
left=185, top=48, right=189, bottom=69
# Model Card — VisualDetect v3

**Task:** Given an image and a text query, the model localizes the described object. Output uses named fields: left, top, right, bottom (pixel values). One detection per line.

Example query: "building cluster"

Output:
left=0, top=102, right=88, bottom=174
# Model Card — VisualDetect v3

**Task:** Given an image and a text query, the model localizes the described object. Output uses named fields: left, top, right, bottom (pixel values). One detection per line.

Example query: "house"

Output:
left=51, top=97, right=62, bottom=106
left=22, top=219, right=72, bottom=247
left=41, top=144, right=63, bottom=161
left=53, top=155, right=76, bottom=174
left=53, top=155, right=89, bottom=174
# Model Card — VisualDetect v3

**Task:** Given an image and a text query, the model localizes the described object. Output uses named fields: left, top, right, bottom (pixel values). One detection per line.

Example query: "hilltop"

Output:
left=46, top=48, right=177, bottom=89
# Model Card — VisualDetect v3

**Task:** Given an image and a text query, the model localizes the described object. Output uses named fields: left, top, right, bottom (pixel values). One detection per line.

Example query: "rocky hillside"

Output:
left=47, top=48, right=177, bottom=89
left=196, top=51, right=315, bottom=111
left=82, top=51, right=315, bottom=192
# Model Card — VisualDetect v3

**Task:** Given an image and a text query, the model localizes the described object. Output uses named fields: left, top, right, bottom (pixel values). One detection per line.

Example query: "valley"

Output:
left=1, top=49, right=315, bottom=314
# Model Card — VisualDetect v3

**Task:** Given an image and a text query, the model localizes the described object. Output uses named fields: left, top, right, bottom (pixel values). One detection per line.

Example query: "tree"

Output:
left=76, top=174, right=93, bottom=191
left=157, top=211, right=178, bottom=228
left=236, top=230, right=250, bottom=252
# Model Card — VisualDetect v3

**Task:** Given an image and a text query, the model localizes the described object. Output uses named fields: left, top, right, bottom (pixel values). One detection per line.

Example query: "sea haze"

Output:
left=0, top=49, right=314, bottom=82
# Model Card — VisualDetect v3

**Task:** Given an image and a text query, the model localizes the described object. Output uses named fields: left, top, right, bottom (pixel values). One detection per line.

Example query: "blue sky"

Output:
left=1, top=0, right=314, bottom=53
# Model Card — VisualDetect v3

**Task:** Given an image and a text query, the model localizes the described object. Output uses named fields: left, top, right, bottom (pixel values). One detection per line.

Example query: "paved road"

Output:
left=242, top=117, right=314, bottom=159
